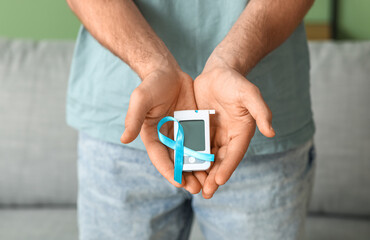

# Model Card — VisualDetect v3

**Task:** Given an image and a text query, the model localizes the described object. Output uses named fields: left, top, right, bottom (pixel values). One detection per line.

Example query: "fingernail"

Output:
left=270, top=126, right=276, bottom=137
left=204, top=193, right=213, bottom=199
left=120, top=133, right=127, bottom=143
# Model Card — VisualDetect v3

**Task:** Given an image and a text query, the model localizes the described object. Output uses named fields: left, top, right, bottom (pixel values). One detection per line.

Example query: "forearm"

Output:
left=209, top=0, right=314, bottom=75
left=66, top=0, right=178, bottom=79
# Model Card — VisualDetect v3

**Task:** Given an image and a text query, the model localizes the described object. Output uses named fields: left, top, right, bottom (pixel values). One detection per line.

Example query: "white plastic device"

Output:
left=174, top=110, right=215, bottom=171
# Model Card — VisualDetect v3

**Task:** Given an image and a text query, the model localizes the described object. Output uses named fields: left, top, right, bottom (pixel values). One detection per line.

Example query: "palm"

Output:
left=121, top=69, right=202, bottom=193
left=194, top=67, right=274, bottom=198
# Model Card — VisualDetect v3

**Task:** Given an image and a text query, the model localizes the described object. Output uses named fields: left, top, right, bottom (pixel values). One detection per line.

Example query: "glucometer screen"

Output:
left=180, top=120, right=205, bottom=151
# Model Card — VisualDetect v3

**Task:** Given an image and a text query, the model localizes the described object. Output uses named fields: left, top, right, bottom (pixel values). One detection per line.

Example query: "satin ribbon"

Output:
left=157, top=116, right=214, bottom=184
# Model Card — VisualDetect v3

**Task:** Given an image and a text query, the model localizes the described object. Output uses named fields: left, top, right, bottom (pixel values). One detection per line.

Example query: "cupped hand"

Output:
left=194, top=55, right=275, bottom=198
left=120, top=66, right=202, bottom=194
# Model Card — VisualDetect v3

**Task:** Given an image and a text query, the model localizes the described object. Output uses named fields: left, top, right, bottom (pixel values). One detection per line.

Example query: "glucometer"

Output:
left=157, top=110, right=215, bottom=184
left=174, top=110, right=215, bottom=171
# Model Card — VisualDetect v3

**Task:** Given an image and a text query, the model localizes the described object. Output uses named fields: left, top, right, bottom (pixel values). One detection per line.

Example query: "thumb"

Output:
left=240, top=80, right=275, bottom=138
left=120, top=87, right=152, bottom=144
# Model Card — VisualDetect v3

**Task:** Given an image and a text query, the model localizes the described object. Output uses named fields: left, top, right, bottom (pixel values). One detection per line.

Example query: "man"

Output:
left=66, top=0, right=316, bottom=239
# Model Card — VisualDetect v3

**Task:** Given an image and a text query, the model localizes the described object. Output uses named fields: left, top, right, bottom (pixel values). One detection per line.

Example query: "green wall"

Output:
left=0, top=0, right=369, bottom=40
left=305, top=0, right=331, bottom=23
left=0, top=0, right=80, bottom=40
left=337, top=1, right=370, bottom=39
left=305, top=0, right=370, bottom=40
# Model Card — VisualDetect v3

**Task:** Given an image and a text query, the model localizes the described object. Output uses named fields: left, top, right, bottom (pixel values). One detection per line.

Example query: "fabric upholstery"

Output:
left=0, top=39, right=78, bottom=206
left=0, top=209, right=78, bottom=240
left=308, top=42, right=370, bottom=216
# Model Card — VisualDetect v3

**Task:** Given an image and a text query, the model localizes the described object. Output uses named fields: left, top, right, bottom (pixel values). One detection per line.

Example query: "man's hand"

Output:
left=120, top=65, right=203, bottom=194
left=192, top=0, right=313, bottom=198
left=194, top=54, right=275, bottom=199
left=68, top=0, right=204, bottom=193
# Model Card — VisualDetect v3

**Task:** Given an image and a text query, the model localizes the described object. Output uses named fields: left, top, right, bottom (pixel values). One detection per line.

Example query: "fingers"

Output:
left=215, top=129, right=254, bottom=186
left=202, top=163, right=220, bottom=199
left=240, top=81, right=275, bottom=138
left=201, top=146, right=224, bottom=198
left=183, top=172, right=202, bottom=194
left=141, top=124, right=185, bottom=188
left=143, top=131, right=204, bottom=192
left=121, top=87, right=152, bottom=144
left=193, top=171, right=208, bottom=187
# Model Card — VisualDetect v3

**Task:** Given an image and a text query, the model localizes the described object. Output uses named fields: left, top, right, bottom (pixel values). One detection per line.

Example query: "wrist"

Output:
left=206, top=24, right=267, bottom=76
left=130, top=51, right=181, bottom=80
left=204, top=46, right=244, bottom=74
left=139, top=59, right=189, bottom=90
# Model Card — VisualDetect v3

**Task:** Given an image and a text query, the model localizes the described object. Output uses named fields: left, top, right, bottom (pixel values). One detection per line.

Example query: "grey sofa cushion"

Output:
left=0, top=39, right=78, bottom=206
left=308, top=42, right=370, bottom=216
left=0, top=209, right=78, bottom=240
left=305, top=216, right=370, bottom=240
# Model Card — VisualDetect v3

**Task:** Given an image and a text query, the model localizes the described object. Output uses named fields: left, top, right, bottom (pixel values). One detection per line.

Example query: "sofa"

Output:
left=0, top=38, right=369, bottom=240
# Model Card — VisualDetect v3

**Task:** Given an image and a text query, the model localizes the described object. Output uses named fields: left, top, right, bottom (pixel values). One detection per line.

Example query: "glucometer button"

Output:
left=189, top=157, right=196, bottom=163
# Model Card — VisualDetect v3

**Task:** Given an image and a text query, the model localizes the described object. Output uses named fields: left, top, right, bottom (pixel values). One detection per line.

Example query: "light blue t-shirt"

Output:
left=67, top=0, right=314, bottom=155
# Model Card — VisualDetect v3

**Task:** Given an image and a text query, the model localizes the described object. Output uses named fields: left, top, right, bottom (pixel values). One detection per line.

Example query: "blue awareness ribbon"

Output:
left=157, top=116, right=214, bottom=184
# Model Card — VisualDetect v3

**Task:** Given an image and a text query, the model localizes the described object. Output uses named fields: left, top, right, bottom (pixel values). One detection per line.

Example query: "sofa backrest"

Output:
left=308, top=42, right=370, bottom=216
left=0, top=39, right=77, bottom=206
left=0, top=39, right=369, bottom=216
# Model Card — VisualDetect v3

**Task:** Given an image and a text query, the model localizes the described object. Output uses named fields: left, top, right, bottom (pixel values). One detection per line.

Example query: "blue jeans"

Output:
left=77, top=132, right=315, bottom=240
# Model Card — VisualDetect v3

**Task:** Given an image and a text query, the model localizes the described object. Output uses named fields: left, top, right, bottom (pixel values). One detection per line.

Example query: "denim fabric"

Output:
left=77, top=132, right=315, bottom=240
